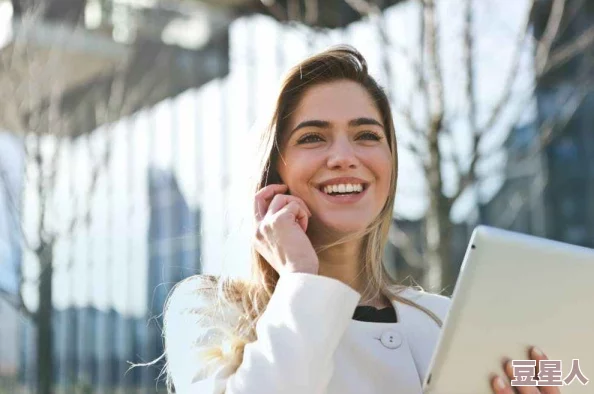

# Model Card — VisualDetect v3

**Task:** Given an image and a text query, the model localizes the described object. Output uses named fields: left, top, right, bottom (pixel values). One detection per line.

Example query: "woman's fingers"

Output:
left=275, top=201, right=309, bottom=232
left=503, top=360, right=540, bottom=394
left=254, top=184, right=288, bottom=221
left=491, top=347, right=561, bottom=394
left=491, top=374, right=514, bottom=394
left=530, top=347, right=561, bottom=394
left=251, top=185, right=319, bottom=276
left=268, top=194, right=311, bottom=217
left=268, top=196, right=310, bottom=232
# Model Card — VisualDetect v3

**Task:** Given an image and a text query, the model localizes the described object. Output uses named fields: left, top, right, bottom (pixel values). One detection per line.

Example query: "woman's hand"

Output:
left=253, top=184, right=319, bottom=276
left=491, top=347, right=561, bottom=394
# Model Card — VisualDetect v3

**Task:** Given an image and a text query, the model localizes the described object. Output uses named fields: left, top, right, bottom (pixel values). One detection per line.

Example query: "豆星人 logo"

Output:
left=511, top=359, right=589, bottom=386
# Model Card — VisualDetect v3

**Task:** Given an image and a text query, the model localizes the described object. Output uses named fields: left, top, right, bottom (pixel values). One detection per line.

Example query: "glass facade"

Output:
left=0, top=132, right=24, bottom=391
left=486, top=0, right=594, bottom=247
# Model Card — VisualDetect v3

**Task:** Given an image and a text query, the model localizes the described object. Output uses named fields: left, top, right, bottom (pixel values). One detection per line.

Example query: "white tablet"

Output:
left=422, top=226, right=594, bottom=394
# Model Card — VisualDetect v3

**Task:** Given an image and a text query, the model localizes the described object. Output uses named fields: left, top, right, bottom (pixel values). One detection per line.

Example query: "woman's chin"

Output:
left=311, top=217, right=369, bottom=236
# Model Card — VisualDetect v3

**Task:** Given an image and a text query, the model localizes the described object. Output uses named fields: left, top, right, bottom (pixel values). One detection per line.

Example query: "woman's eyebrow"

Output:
left=348, top=117, right=384, bottom=128
left=290, top=117, right=384, bottom=136
left=291, top=119, right=330, bottom=134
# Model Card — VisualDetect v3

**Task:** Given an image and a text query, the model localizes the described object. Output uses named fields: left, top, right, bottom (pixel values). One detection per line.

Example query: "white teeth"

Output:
left=322, top=183, right=364, bottom=195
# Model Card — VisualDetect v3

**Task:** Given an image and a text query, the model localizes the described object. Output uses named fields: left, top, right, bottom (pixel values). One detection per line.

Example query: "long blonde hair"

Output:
left=162, top=45, right=442, bottom=392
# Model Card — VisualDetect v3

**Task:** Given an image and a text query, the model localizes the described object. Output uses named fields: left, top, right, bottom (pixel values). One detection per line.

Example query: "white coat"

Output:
left=164, top=273, right=451, bottom=394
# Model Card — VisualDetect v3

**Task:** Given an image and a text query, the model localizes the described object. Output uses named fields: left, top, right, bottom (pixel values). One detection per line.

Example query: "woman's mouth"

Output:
left=316, top=183, right=369, bottom=204
left=321, top=183, right=366, bottom=195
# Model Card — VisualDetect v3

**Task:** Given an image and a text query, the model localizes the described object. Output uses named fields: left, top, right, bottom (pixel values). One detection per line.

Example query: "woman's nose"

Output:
left=326, top=138, right=358, bottom=169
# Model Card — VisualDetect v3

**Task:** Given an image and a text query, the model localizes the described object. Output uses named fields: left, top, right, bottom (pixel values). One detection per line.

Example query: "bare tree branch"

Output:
left=448, top=0, right=480, bottom=204
left=559, top=0, right=586, bottom=34
left=0, top=165, right=33, bottom=252
left=539, top=84, right=592, bottom=146
left=344, top=0, right=425, bottom=72
left=535, top=0, right=566, bottom=74
left=423, top=0, right=444, bottom=123
left=492, top=172, right=546, bottom=230
left=388, top=223, right=427, bottom=269
left=304, top=0, right=319, bottom=25
left=479, top=0, right=534, bottom=135
left=292, top=0, right=304, bottom=21
left=0, top=287, right=34, bottom=320
left=477, top=77, right=592, bottom=182
left=460, top=0, right=591, bottom=204
left=393, top=104, right=425, bottom=137
left=345, top=0, right=430, bottom=123
left=450, top=153, right=479, bottom=203
left=61, top=53, right=157, bottom=244
left=543, top=24, right=594, bottom=74
left=0, top=163, right=33, bottom=318
left=400, top=140, right=427, bottom=164
left=259, top=0, right=289, bottom=22
left=463, top=0, right=477, bottom=136
left=418, top=0, right=430, bottom=128
left=423, top=0, right=447, bottom=211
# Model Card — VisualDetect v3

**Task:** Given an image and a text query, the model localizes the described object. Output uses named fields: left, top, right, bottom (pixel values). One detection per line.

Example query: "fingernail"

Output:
left=532, top=347, right=544, bottom=357
left=495, top=376, right=506, bottom=390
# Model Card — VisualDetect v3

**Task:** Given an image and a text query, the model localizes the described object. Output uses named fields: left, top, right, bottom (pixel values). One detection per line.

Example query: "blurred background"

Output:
left=0, top=0, right=592, bottom=392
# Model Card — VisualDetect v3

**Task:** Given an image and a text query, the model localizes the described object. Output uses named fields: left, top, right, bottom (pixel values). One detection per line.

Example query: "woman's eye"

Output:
left=297, top=133, right=323, bottom=144
left=358, top=131, right=382, bottom=141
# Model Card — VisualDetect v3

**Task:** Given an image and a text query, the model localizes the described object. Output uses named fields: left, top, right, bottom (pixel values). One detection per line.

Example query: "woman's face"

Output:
left=277, top=80, right=393, bottom=235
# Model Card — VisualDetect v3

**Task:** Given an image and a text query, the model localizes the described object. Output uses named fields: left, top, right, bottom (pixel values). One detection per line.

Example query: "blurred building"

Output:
left=537, top=0, right=594, bottom=248
left=483, top=122, right=546, bottom=234
left=1, top=0, right=231, bottom=137
left=0, top=132, right=23, bottom=390
left=63, top=306, right=145, bottom=389
left=143, top=167, right=202, bottom=387
left=485, top=0, right=594, bottom=248
left=3, top=0, right=218, bottom=390
left=18, top=305, right=146, bottom=390
left=17, top=166, right=202, bottom=391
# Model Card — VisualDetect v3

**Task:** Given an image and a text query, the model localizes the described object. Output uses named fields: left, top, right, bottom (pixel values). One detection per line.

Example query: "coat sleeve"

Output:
left=164, top=273, right=361, bottom=394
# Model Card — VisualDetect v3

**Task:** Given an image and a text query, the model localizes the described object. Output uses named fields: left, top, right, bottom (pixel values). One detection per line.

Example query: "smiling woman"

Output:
left=158, top=40, right=562, bottom=394
left=161, top=46, right=450, bottom=394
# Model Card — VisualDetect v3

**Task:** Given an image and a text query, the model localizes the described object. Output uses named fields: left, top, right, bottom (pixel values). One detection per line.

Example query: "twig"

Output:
left=388, top=223, right=427, bottom=269
left=393, top=105, right=424, bottom=137
left=543, top=25, right=594, bottom=75
left=478, top=0, right=534, bottom=135
left=345, top=0, right=429, bottom=115
left=535, top=0, right=566, bottom=75
left=0, top=286, right=34, bottom=320
left=423, top=0, right=445, bottom=121
left=0, top=164, right=33, bottom=251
